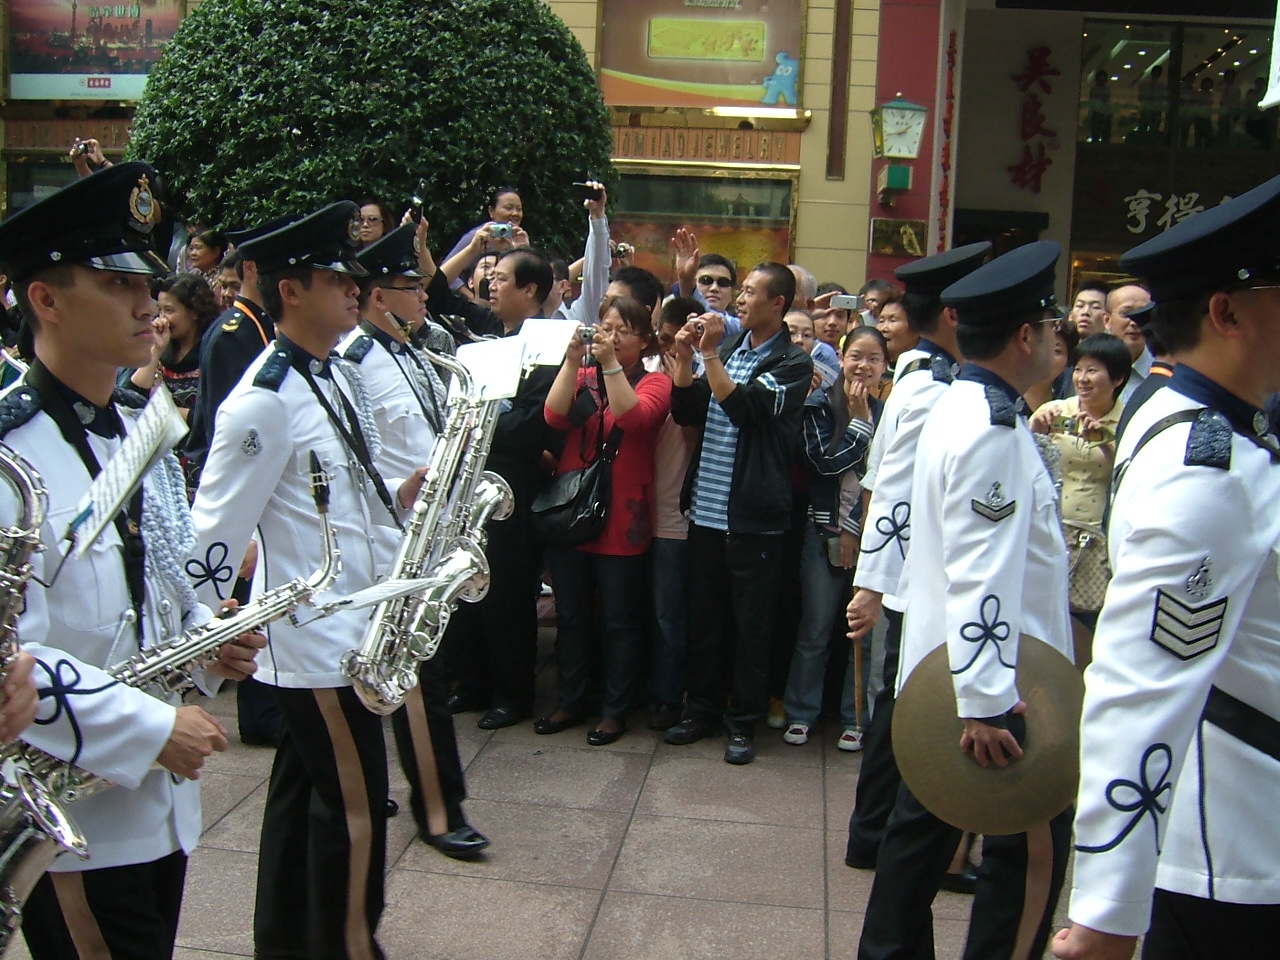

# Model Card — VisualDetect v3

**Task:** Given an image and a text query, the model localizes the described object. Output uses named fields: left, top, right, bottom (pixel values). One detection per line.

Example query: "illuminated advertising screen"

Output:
left=8, top=0, right=182, bottom=100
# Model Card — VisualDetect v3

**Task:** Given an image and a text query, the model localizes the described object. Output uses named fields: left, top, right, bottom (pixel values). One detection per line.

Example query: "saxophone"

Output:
left=0, top=443, right=89, bottom=951
left=0, top=451, right=340, bottom=952
left=343, top=348, right=514, bottom=715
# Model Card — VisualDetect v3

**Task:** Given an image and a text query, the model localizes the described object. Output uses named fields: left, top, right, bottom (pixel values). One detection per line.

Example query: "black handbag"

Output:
left=531, top=399, right=624, bottom=546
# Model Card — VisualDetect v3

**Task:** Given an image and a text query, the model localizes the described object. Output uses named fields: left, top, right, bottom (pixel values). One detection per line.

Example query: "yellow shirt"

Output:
left=1034, top=395, right=1123, bottom=526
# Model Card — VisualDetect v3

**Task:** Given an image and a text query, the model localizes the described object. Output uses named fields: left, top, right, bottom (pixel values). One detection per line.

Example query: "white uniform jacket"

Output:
left=339, top=323, right=442, bottom=566
left=1069, top=370, right=1280, bottom=935
left=896, top=367, right=1072, bottom=717
left=188, top=338, right=402, bottom=688
left=4, top=381, right=210, bottom=872
left=855, top=342, right=960, bottom=612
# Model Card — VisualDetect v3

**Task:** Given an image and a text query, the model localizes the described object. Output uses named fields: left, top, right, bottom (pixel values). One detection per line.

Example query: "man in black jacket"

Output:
left=423, top=243, right=557, bottom=730
left=667, top=261, right=814, bottom=764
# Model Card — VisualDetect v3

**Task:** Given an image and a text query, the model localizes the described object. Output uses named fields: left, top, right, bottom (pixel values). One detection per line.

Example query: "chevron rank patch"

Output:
left=1150, top=589, right=1227, bottom=660
left=971, top=481, right=1016, bottom=522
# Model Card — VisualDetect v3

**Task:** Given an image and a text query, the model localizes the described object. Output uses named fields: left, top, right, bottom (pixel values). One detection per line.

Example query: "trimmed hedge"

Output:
left=128, top=0, right=615, bottom=257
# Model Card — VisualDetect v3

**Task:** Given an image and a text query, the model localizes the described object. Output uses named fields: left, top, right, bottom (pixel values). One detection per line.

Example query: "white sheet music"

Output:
left=70, top=384, right=189, bottom=557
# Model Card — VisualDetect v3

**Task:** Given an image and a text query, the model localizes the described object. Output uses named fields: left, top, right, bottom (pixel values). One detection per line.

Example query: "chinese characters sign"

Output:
left=1122, top=190, right=1231, bottom=236
left=599, top=0, right=805, bottom=109
left=8, top=0, right=182, bottom=100
left=1007, top=46, right=1061, bottom=194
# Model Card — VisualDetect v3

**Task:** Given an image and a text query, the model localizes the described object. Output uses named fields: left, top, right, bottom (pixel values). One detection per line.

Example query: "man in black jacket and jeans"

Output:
left=667, top=261, right=814, bottom=764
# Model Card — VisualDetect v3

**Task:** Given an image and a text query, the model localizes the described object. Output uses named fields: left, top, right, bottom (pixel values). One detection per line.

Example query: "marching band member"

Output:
left=844, top=241, right=990, bottom=868
left=0, top=162, right=261, bottom=960
left=858, top=241, right=1074, bottom=960
left=339, top=221, right=488, bottom=859
left=188, top=202, right=425, bottom=960
left=1056, top=175, right=1280, bottom=960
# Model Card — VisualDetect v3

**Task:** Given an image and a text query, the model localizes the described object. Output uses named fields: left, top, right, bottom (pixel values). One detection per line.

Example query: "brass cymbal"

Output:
left=892, top=635, right=1083, bottom=836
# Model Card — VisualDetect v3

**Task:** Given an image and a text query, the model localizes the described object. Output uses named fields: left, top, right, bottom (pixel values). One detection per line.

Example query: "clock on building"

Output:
left=870, top=97, right=929, bottom=160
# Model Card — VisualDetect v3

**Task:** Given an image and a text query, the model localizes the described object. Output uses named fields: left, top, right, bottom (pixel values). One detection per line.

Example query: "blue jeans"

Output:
left=549, top=547, right=646, bottom=720
left=783, top=526, right=857, bottom=727
left=648, top=537, right=688, bottom=706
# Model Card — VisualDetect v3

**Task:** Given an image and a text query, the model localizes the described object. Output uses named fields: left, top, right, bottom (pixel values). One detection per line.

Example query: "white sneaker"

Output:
left=783, top=722, right=810, bottom=745
left=838, top=728, right=864, bottom=752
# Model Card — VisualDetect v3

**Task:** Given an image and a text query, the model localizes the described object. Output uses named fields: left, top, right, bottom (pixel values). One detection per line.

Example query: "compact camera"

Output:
left=491, top=222, right=515, bottom=241
left=76, top=142, right=91, bottom=156
left=579, top=325, right=597, bottom=364
left=695, top=322, right=706, bottom=335
left=612, top=242, right=634, bottom=260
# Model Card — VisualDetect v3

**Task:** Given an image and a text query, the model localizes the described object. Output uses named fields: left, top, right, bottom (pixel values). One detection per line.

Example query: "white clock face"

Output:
left=882, top=107, right=926, bottom=159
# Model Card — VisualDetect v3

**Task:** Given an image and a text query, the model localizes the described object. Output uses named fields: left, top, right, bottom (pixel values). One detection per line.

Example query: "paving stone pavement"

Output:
left=7, top=629, right=1070, bottom=959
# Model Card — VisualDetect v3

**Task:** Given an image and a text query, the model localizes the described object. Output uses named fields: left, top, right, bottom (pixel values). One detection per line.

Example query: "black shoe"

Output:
left=724, top=734, right=755, bottom=765
left=664, top=717, right=713, bottom=746
left=844, top=849, right=878, bottom=870
left=647, top=702, right=683, bottom=731
left=586, top=723, right=626, bottom=746
left=447, top=691, right=487, bottom=715
left=477, top=706, right=529, bottom=730
left=424, top=825, right=490, bottom=860
left=386, top=799, right=400, bottom=818
left=940, top=863, right=979, bottom=895
left=533, top=713, right=586, bottom=735
left=239, top=732, right=281, bottom=748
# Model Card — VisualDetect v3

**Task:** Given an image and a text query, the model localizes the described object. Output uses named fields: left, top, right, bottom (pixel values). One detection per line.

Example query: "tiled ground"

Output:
left=7, top=630, right=1069, bottom=959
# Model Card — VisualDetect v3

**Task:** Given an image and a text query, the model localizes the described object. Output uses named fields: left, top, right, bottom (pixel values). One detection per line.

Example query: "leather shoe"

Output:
left=447, top=691, right=487, bottom=715
left=534, top=713, right=586, bottom=735
left=647, top=701, right=682, bottom=731
left=940, top=863, right=979, bottom=895
left=477, top=706, right=529, bottom=730
left=586, top=723, right=626, bottom=746
left=724, top=734, right=755, bottom=765
left=664, top=717, right=713, bottom=745
left=424, top=825, right=490, bottom=860
left=385, top=799, right=400, bottom=818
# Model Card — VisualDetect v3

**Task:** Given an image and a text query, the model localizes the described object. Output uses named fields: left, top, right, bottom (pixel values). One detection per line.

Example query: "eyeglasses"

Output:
left=598, top=326, right=639, bottom=339
left=359, top=216, right=383, bottom=225
left=697, top=275, right=733, bottom=289
left=383, top=282, right=424, bottom=293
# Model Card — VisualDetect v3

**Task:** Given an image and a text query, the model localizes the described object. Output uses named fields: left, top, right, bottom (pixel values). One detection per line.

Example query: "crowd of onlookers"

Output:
left=0, top=150, right=1158, bottom=765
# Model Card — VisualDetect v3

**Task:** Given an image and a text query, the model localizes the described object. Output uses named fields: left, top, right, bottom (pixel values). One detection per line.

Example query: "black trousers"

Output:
left=390, top=655, right=470, bottom=838
left=1144, top=889, right=1280, bottom=960
left=857, top=782, right=1072, bottom=960
left=684, top=524, right=786, bottom=739
left=847, top=607, right=904, bottom=864
left=441, top=502, right=541, bottom=713
left=549, top=547, right=647, bottom=721
left=22, top=849, right=187, bottom=960
left=255, top=686, right=388, bottom=960
left=232, top=575, right=284, bottom=742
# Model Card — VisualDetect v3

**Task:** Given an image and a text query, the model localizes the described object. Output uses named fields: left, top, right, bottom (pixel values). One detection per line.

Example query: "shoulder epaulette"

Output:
left=984, top=384, right=1019, bottom=427
left=252, top=348, right=292, bottom=392
left=1185, top=409, right=1232, bottom=469
left=220, top=309, right=244, bottom=333
left=343, top=335, right=375, bottom=364
left=930, top=354, right=957, bottom=384
left=0, top=384, right=43, bottom=437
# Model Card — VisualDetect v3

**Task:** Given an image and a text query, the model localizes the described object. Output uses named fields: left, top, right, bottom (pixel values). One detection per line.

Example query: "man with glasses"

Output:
left=1056, top=174, right=1280, bottom=960
left=671, top=226, right=742, bottom=329
left=1104, top=282, right=1153, bottom=404
left=338, top=222, right=488, bottom=860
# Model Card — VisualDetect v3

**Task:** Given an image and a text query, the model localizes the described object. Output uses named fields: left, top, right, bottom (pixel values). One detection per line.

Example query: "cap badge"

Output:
left=412, top=233, right=422, bottom=255
left=1253, top=410, right=1269, bottom=436
left=1238, top=268, right=1252, bottom=280
left=348, top=214, right=362, bottom=245
left=128, top=173, right=158, bottom=234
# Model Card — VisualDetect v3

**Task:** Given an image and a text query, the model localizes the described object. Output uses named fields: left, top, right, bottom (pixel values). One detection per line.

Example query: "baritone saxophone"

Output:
left=343, top=347, right=515, bottom=715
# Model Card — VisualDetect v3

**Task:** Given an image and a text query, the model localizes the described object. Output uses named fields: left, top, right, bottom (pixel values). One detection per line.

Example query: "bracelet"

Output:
left=700, top=352, right=720, bottom=362
left=601, top=366, right=625, bottom=376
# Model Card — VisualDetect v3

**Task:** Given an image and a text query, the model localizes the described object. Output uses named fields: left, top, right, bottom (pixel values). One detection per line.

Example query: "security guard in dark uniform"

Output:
left=339, top=224, right=488, bottom=858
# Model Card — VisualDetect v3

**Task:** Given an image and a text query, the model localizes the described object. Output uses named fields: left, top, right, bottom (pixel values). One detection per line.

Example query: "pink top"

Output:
left=544, top=368, right=673, bottom=556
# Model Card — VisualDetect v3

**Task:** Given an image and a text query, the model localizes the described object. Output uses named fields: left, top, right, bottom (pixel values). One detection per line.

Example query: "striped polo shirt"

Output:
left=690, top=329, right=787, bottom=531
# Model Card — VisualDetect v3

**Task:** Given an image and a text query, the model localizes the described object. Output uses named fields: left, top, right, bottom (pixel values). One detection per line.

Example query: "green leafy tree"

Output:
left=128, top=0, right=615, bottom=257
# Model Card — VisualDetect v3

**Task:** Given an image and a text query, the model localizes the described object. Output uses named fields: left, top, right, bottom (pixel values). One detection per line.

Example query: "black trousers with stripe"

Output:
left=857, top=781, right=1072, bottom=960
left=22, top=849, right=187, bottom=960
left=1144, top=889, right=1280, bottom=960
left=847, top=607, right=905, bottom=865
left=254, top=686, right=388, bottom=960
left=389, top=656, right=469, bottom=838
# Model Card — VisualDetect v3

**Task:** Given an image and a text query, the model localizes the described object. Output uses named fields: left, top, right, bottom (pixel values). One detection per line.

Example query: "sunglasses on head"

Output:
left=697, top=275, right=733, bottom=289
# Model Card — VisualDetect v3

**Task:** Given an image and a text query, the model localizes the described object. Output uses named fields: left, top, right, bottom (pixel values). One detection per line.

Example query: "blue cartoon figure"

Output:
left=761, top=52, right=800, bottom=106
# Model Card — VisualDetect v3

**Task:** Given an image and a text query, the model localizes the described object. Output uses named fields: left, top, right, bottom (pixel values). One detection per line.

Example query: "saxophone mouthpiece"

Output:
left=308, top=451, right=331, bottom=512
